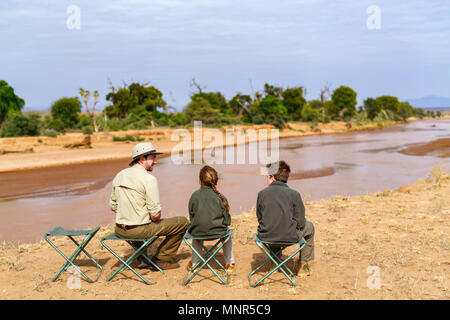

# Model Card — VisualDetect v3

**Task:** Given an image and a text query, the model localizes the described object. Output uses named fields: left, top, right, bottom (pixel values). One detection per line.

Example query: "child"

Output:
left=187, top=165, right=235, bottom=272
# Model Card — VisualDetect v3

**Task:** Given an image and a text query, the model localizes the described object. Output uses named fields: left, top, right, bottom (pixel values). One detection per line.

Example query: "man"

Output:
left=256, top=160, right=315, bottom=277
left=110, top=142, right=189, bottom=270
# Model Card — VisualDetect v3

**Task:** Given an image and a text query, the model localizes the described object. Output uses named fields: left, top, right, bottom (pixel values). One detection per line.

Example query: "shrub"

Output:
left=112, top=135, right=144, bottom=142
left=43, top=129, right=58, bottom=137
left=1, top=112, right=40, bottom=137
left=82, top=126, right=93, bottom=135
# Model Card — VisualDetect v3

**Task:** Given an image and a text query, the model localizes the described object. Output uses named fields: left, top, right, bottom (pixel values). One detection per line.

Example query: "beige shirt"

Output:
left=110, top=164, right=162, bottom=226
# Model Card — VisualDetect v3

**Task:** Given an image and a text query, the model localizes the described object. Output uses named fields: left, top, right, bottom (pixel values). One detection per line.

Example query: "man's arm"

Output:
left=256, top=192, right=262, bottom=223
left=151, top=211, right=161, bottom=222
left=110, top=187, right=118, bottom=213
left=144, top=176, right=162, bottom=222
left=293, top=192, right=306, bottom=230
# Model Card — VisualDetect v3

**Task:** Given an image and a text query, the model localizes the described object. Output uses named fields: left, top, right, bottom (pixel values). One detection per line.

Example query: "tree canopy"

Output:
left=50, top=97, right=82, bottom=129
left=105, top=82, right=166, bottom=119
left=330, top=85, right=357, bottom=120
left=0, top=80, right=25, bottom=124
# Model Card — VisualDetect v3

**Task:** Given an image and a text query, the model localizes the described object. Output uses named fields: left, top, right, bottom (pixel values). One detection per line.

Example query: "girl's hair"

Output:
left=199, top=165, right=230, bottom=213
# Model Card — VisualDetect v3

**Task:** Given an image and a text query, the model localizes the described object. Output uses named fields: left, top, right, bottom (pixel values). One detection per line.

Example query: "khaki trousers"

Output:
left=115, top=216, right=189, bottom=262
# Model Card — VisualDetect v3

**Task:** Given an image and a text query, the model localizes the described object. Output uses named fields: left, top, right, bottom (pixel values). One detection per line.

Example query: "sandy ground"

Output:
left=0, top=167, right=448, bottom=300
left=0, top=120, right=400, bottom=173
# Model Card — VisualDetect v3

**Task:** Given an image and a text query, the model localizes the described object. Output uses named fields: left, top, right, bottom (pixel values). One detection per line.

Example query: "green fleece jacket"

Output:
left=187, top=185, right=231, bottom=238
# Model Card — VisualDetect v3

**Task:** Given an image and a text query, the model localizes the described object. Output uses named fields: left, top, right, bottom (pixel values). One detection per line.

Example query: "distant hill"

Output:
left=22, top=106, right=50, bottom=113
left=407, top=96, right=450, bottom=109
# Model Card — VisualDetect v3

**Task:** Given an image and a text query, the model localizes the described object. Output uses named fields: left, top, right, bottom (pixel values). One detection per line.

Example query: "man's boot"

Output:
left=297, top=261, right=311, bottom=278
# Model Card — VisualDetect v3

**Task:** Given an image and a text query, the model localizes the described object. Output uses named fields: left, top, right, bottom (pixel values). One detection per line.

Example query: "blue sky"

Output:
left=1, top=0, right=449, bottom=111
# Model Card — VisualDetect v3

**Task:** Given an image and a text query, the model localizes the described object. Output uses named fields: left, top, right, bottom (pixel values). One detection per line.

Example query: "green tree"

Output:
left=0, top=80, right=25, bottom=124
left=106, top=82, right=166, bottom=118
left=229, top=93, right=252, bottom=117
left=330, top=85, right=357, bottom=120
left=128, top=82, right=166, bottom=112
left=252, top=95, right=288, bottom=128
left=171, top=112, right=187, bottom=126
left=375, top=96, right=400, bottom=114
left=191, top=92, right=229, bottom=114
left=308, top=99, right=323, bottom=109
left=397, top=102, right=414, bottom=121
left=263, top=83, right=283, bottom=98
left=183, top=96, right=221, bottom=125
left=363, top=97, right=381, bottom=120
left=301, top=104, right=322, bottom=122
left=50, top=97, right=82, bottom=129
left=281, top=87, right=306, bottom=120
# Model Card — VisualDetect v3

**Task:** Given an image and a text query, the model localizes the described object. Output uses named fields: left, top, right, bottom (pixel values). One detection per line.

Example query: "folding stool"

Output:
left=182, top=229, right=232, bottom=286
left=248, top=233, right=306, bottom=287
left=100, top=233, right=164, bottom=285
left=44, top=226, right=103, bottom=283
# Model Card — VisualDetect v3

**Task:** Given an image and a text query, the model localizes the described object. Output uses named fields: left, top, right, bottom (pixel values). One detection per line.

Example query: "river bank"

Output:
left=0, top=168, right=448, bottom=300
left=0, top=119, right=410, bottom=173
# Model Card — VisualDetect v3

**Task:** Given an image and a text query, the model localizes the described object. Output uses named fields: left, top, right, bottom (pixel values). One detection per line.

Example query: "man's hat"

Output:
left=130, top=142, right=163, bottom=165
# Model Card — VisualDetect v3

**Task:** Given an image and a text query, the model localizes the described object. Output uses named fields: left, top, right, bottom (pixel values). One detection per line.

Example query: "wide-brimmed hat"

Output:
left=130, top=142, right=163, bottom=165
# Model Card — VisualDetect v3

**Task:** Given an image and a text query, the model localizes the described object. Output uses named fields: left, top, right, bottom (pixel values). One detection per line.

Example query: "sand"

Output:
left=0, top=168, right=448, bottom=300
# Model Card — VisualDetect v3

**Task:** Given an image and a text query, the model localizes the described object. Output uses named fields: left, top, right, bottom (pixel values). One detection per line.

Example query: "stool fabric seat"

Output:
left=44, top=226, right=103, bottom=283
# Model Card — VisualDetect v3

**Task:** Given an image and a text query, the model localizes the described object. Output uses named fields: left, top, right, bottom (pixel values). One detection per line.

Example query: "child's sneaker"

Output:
left=225, top=263, right=235, bottom=273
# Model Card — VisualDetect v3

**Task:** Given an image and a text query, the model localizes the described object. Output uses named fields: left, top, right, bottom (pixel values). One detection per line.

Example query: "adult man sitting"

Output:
left=110, top=142, right=189, bottom=270
left=256, top=160, right=315, bottom=277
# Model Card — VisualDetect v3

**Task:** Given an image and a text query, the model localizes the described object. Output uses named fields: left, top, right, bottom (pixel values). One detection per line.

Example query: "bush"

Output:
left=47, top=118, right=66, bottom=133
left=112, top=135, right=144, bottom=142
left=82, top=126, right=93, bottom=135
left=43, top=129, right=58, bottom=137
left=1, top=112, right=40, bottom=137
left=76, top=114, right=94, bottom=129
left=301, top=104, right=322, bottom=122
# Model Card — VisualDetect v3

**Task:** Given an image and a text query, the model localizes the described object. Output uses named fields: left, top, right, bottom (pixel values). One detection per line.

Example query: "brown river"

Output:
left=0, top=119, right=449, bottom=243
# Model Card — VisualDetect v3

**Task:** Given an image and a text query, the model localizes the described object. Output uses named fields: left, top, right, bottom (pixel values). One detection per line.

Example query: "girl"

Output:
left=187, top=165, right=235, bottom=272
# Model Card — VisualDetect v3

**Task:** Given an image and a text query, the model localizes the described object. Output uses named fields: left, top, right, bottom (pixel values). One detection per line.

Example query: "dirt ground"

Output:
left=0, top=167, right=448, bottom=300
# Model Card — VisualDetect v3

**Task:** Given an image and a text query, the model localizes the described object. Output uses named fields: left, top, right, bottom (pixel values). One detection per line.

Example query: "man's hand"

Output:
left=151, top=211, right=161, bottom=222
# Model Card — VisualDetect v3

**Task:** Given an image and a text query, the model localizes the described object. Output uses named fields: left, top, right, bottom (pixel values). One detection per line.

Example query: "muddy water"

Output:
left=0, top=119, right=449, bottom=243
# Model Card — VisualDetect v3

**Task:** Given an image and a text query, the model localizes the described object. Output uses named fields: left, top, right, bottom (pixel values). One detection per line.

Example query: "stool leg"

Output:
left=101, top=239, right=153, bottom=285
left=67, top=236, right=104, bottom=281
left=45, top=234, right=99, bottom=283
left=183, top=237, right=229, bottom=286
left=126, top=239, right=164, bottom=274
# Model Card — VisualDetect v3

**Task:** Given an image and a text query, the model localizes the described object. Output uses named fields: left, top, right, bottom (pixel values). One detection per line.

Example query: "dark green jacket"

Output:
left=256, top=181, right=305, bottom=243
left=188, top=185, right=231, bottom=238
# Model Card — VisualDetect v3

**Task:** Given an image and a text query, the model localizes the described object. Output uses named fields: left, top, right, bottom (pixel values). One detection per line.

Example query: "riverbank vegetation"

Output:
left=0, top=79, right=446, bottom=137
